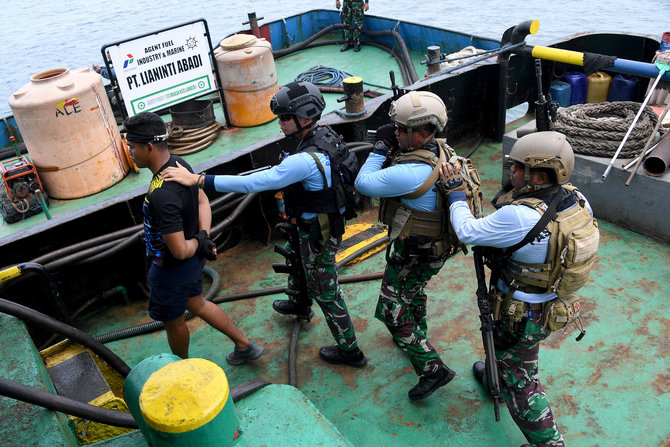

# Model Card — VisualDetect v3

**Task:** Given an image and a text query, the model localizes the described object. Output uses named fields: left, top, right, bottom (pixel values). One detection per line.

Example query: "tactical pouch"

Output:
left=500, top=294, right=527, bottom=323
left=488, top=290, right=504, bottom=321
left=542, top=295, right=581, bottom=332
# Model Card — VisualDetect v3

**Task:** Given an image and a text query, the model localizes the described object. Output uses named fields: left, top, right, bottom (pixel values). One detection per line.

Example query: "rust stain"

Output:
left=586, top=341, right=605, bottom=352
left=629, top=278, right=661, bottom=295
left=651, top=373, right=670, bottom=395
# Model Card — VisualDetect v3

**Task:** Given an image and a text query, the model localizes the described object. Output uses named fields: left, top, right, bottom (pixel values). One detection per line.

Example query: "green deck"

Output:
left=1, top=41, right=669, bottom=446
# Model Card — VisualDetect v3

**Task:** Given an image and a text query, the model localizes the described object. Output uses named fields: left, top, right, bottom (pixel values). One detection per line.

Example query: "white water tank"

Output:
left=9, top=67, right=129, bottom=199
left=214, top=34, right=279, bottom=127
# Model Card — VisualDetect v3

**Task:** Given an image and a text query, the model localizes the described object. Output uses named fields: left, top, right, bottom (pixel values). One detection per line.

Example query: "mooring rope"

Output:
left=553, top=101, right=662, bottom=158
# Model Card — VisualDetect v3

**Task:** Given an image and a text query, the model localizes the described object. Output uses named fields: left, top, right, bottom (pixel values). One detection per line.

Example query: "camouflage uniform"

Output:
left=296, top=226, right=358, bottom=351
left=341, top=0, right=366, bottom=45
left=375, top=238, right=448, bottom=377
left=495, top=310, right=564, bottom=446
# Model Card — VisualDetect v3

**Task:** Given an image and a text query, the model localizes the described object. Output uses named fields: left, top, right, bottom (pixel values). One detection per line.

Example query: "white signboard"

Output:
left=106, top=21, right=216, bottom=117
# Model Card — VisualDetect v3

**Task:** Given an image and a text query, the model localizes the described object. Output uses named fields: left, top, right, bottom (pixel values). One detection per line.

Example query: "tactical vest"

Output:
left=379, top=139, right=483, bottom=256
left=496, top=184, right=600, bottom=297
left=283, top=126, right=357, bottom=239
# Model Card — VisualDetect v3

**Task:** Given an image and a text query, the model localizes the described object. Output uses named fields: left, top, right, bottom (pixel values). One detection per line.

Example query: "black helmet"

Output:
left=270, top=81, right=326, bottom=119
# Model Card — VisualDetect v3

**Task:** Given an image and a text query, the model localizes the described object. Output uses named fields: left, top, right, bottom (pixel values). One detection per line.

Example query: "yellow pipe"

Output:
left=530, top=45, right=585, bottom=66
left=0, top=266, right=21, bottom=284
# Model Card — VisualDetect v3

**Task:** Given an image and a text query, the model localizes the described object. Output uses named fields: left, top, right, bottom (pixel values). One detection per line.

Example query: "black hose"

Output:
left=362, top=28, right=418, bottom=84
left=0, top=297, right=131, bottom=377
left=3, top=263, right=72, bottom=325
left=0, top=377, right=138, bottom=428
left=93, top=265, right=221, bottom=344
left=43, top=239, right=122, bottom=271
left=74, top=231, right=142, bottom=267
left=230, top=378, right=271, bottom=402
left=0, top=145, right=28, bottom=160
left=273, top=23, right=417, bottom=85
left=210, top=193, right=258, bottom=235
left=464, top=134, right=485, bottom=158
left=273, top=24, right=344, bottom=58
left=30, top=225, right=142, bottom=265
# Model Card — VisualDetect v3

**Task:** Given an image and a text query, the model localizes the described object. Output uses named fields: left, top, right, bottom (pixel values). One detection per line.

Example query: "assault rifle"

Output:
left=472, top=246, right=503, bottom=422
left=272, top=222, right=312, bottom=319
left=389, top=70, right=407, bottom=101
left=534, top=59, right=558, bottom=132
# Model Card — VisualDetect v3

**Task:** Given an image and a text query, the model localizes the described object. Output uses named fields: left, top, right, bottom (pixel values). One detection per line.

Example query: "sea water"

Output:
left=1, top=0, right=667, bottom=118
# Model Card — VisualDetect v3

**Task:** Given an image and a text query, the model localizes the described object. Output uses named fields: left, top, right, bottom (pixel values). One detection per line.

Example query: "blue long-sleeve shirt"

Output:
left=448, top=190, right=592, bottom=303
left=354, top=152, right=437, bottom=211
left=203, top=151, right=332, bottom=220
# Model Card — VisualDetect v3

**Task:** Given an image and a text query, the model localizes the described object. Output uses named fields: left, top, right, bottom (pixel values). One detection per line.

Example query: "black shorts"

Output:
left=148, top=255, right=205, bottom=322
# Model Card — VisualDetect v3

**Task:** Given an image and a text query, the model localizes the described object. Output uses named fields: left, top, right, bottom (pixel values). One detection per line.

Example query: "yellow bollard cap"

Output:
left=140, top=358, right=230, bottom=433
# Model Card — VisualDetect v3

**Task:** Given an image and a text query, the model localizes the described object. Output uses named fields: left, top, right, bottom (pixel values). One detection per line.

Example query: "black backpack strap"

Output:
left=503, top=185, right=562, bottom=255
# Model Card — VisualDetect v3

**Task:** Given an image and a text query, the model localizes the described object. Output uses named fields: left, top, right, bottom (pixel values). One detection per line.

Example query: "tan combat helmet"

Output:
left=509, top=131, right=574, bottom=189
left=389, top=91, right=448, bottom=150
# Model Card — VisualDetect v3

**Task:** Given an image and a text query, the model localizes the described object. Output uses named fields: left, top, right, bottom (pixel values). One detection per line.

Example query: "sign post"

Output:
left=102, top=20, right=227, bottom=121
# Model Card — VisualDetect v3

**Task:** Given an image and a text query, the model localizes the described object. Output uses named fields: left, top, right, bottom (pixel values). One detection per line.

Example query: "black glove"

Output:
left=194, top=230, right=217, bottom=261
left=438, top=174, right=465, bottom=195
left=375, top=124, right=398, bottom=152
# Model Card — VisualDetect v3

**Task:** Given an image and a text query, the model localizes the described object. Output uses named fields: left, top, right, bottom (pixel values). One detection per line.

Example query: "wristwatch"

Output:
left=373, top=140, right=389, bottom=155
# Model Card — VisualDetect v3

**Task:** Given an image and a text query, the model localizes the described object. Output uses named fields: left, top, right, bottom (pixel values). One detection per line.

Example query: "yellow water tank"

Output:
left=9, top=67, right=129, bottom=199
left=586, top=71, right=612, bottom=103
left=214, top=34, right=279, bottom=127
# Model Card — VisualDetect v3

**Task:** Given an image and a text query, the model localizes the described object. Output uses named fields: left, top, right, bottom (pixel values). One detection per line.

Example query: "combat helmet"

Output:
left=389, top=91, right=447, bottom=151
left=389, top=91, right=448, bottom=131
left=509, top=131, right=574, bottom=186
left=270, top=81, right=326, bottom=120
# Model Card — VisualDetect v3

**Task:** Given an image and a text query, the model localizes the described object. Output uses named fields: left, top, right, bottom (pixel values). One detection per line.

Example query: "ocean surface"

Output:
left=1, top=0, right=667, bottom=118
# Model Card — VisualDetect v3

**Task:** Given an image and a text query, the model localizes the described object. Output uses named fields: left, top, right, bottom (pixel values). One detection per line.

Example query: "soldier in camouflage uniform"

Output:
left=162, top=81, right=366, bottom=367
left=442, top=131, right=588, bottom=446
left=355, top=91, right=457, bottom=400
left=336, top=0, right=369, bottom=52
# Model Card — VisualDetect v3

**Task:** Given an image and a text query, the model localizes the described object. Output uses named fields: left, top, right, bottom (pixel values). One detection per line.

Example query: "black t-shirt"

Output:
left=142, top=155, right=199, bottom=266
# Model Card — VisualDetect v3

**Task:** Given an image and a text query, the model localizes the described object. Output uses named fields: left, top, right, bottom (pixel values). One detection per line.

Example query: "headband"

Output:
left=124, top=131, right=169, bottom=143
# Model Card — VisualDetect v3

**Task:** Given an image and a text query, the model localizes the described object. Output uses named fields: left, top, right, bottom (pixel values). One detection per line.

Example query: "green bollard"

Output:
left=125, top=354, right=245, bottom=446
left=124, top=353, right=181, bottom=446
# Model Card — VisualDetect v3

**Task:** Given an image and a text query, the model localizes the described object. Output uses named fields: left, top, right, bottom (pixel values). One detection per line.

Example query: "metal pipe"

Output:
left=643, top=132, right=670, bottom=176
left=625, top=101, right=670, bottom=184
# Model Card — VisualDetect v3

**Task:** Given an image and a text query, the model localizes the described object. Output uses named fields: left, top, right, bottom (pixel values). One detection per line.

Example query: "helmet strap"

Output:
left=284, top=116, right=317, bottom=139
left=404, top=130, right=434, bottom=152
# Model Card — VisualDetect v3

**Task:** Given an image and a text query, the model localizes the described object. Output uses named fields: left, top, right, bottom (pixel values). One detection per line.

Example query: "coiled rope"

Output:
left=553, top=102, right=661, bottom=157
left=295, top=65, right=391, bottom=91
left=167, top=121, right=220, bottom=155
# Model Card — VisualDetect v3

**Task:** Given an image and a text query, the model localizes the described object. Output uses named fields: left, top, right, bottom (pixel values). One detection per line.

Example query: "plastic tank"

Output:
left=214, top=34, right=279, bottom=127
left=550, top=80, right=571, bottom=108
left=560, top=72, right=587, bottom=105
left=586, top=72, right=611, bottom=103
left=8, top=67, right=129, bottom=199
left=608, top=74, right=639, bottom=102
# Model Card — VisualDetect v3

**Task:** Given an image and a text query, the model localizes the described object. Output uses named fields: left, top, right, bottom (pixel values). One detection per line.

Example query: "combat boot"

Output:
left=408, top=366, right=456, bottom=400
left=319, top=346, right=367, bottom=367
left=272, top=299, right=314, bottom=320
left=340, top=43, right=354, bottom=52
